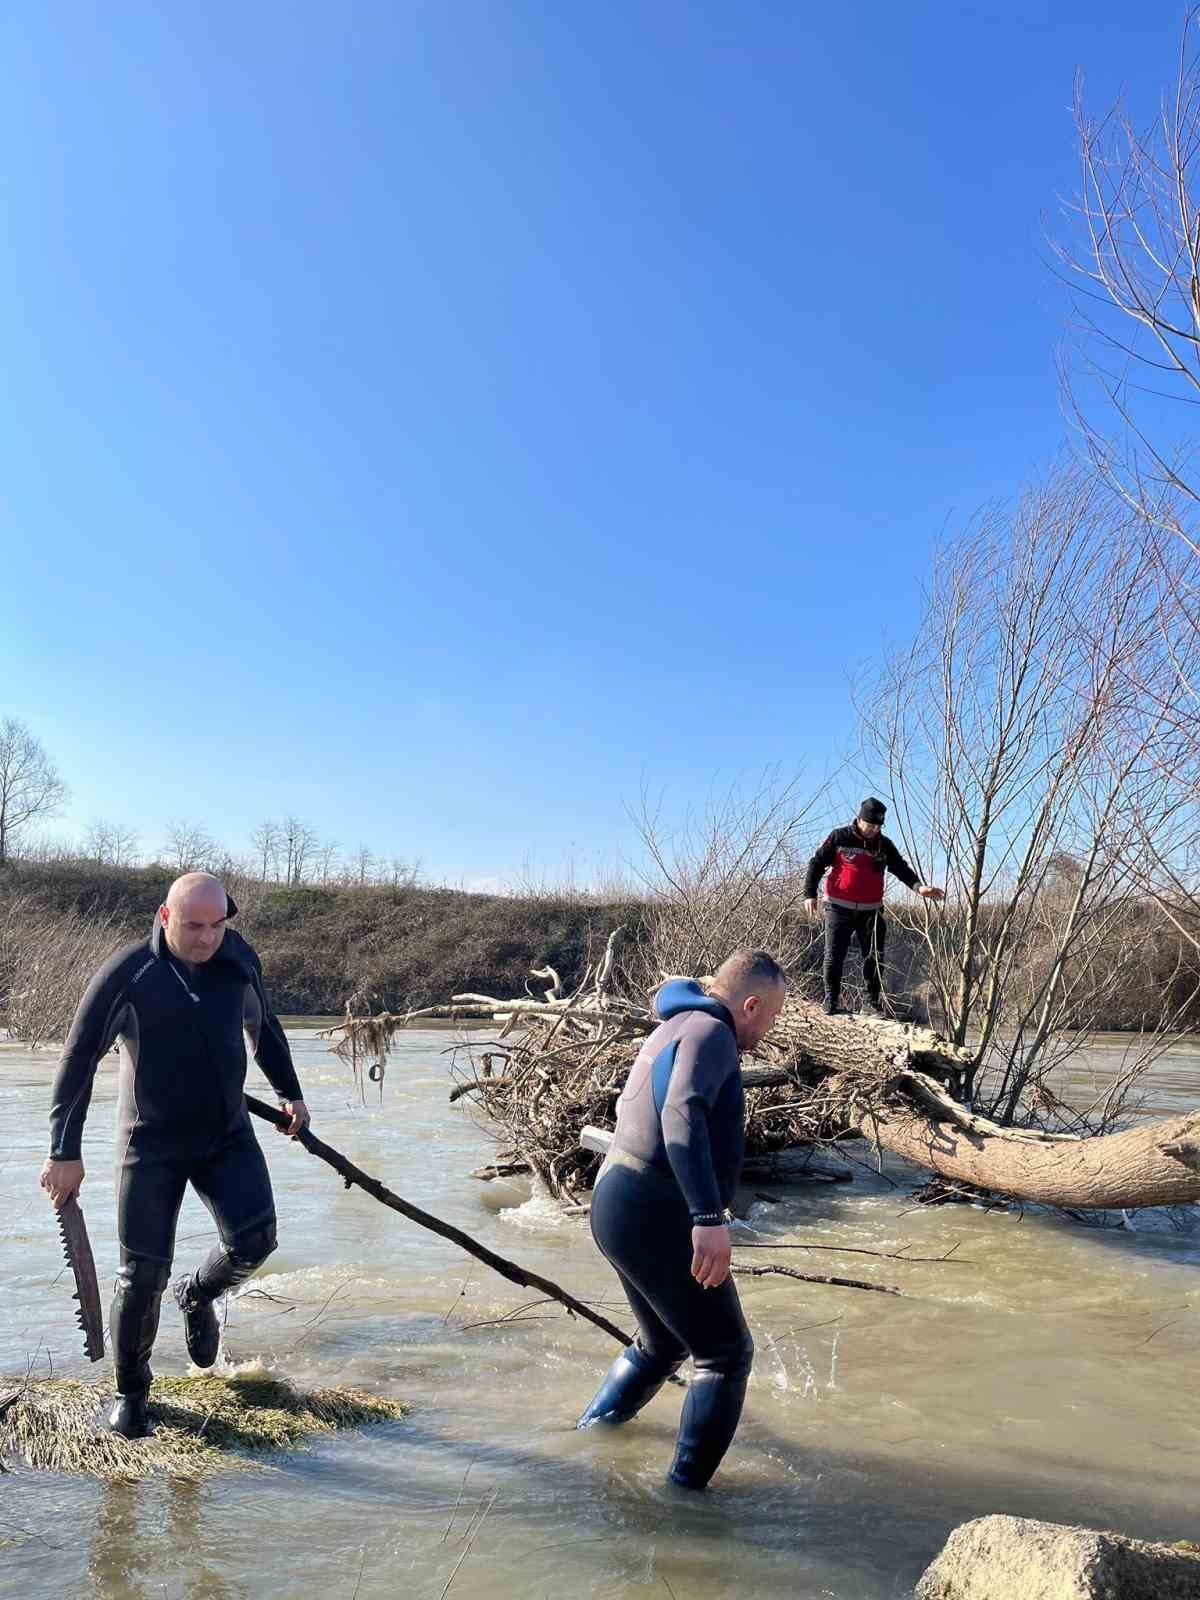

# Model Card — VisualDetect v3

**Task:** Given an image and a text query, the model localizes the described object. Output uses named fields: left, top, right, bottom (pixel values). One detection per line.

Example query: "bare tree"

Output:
left=630, top=770, right=829, bottom=987
left=859, top=464, right=1190, bottom=1125
left=83, top=820, right=140, bottom=867
left=346, top=844, right=376, bottom=886
left=251, top=820, right=283, bottom=882
left=1054, top=12, right=1200, bottom=557
left=1052, top=12, right=1200, bottom=998
left=281, top=816, right=319, bottom=885
left=161, top=821, right=219, bottom=873
left=0, top=718, right=68, bottom=866
left=317, top=840, right=340, bottom=883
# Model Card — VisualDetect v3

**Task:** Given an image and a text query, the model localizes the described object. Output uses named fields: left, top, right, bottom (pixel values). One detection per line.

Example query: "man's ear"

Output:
left=158, top=904, right=169, bottom=925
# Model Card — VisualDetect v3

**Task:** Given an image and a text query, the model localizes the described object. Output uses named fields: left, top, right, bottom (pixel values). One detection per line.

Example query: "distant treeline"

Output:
left=2, top=858, right=1198, bottom=1045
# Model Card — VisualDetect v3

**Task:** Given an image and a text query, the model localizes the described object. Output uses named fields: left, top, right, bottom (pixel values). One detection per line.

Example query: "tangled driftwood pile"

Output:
left=327, top=937, right=1200, bottom=1213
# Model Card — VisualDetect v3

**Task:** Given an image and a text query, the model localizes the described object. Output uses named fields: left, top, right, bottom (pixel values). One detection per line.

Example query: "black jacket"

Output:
left=48, top=916, right=303, bottom=1161
left=803, top=821, right=920, bottom=909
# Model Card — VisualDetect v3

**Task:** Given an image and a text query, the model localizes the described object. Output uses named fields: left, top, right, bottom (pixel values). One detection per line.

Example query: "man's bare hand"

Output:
left=40, top=1158, right=84, bottom=1211
left=690, top=1223, right=732, bottom=1289
left=804, top=898, right=819, bottom=917
left=277, top=1100, right=310, bottom=1138
left=918, top=885, right=945, bottom=903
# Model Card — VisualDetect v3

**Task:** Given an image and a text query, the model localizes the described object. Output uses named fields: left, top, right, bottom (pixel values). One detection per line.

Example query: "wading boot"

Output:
left=667, top=1370, right=750, bottom=1490
left=821, top=992, right=841, bottom=1016
left=108, top=1389, right=152, bottom=1440
left=172, top=1274, right=221, bottom=1370
left=109, top=1256, right=169, bottom=1439
left=577, top=1344, right=683, bottom=1428
left=173, top=1220, right=278, bottom=1369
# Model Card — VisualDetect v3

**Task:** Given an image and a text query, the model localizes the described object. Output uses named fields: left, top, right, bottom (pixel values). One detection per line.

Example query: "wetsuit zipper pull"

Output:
left=168, top=961, right=200, bottom=1003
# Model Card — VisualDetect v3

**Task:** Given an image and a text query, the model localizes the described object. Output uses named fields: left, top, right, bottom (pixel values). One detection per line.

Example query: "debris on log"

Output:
left=326, top=950, right=1200, bottom=1212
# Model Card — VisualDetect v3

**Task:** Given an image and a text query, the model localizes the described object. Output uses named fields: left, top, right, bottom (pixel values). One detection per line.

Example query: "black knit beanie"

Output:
left=858, top=797, right=887, bottom=825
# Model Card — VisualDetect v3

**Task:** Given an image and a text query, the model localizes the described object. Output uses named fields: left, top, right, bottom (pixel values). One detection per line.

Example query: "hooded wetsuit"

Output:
left=580, top=981, right=754, bottom=1489
left=47, top=911, right=304, bottom=1399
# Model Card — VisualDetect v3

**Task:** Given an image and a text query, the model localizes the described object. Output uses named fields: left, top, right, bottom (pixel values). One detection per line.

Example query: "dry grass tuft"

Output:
left=0, top=1372, right=408, bottom=1481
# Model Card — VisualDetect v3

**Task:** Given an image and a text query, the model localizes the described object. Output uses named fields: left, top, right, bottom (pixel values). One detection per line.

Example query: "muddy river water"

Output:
left=2, top=1028, right=1199, bottom=1599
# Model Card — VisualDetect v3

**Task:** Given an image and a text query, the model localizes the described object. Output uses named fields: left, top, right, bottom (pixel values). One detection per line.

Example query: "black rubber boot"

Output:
left=108, top=1390, right=152, bottom=1440
left=667, top=1371, right=750, bottom=1490
left=577, top=1344, right=683, bottom=1429
left=822, top=992, right=840, bottom=1016
left=172, top=1275, right=221, bottom=1370
left=172, top=1222, right=277, bottom=1368
left=109, top=1257, right=170, bottom=1438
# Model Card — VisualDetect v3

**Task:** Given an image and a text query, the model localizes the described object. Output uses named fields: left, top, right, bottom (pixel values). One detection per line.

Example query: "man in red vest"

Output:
left=803, top=798, right=943, bottom=1016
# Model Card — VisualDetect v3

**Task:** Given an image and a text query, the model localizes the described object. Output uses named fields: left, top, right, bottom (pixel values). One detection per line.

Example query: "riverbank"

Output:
left=0, top=858, right=638, bottom=1016
left=6, top=858, right=1200, bottom=1038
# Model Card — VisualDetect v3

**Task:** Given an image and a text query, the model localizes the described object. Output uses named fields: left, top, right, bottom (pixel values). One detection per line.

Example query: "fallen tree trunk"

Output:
left=328, top=978, right=1200, bottom=1212
left=863, top=1102, right=1200, bottom=1210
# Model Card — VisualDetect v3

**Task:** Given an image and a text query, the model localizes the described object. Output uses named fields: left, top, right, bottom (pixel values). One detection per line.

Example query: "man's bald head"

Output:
left=166, top=872, right=228, bottom=915
left=160, top=873, right=230, bottom=965
left=709, top=949, right=787, bottom=1051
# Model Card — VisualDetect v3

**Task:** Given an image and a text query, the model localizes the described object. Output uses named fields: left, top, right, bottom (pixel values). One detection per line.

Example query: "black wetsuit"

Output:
left=48, top=912, right=304, bottom=1398
left=579, top=981, right=753, bottom=1490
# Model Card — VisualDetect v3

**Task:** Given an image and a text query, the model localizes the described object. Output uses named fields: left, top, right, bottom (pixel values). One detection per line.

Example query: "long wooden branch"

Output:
left=244, top=1096, right=632, bottom=1348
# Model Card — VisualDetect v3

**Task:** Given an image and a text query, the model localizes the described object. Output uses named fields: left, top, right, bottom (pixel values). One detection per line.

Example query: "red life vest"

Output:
left=825, top=841, right=887, bottom=909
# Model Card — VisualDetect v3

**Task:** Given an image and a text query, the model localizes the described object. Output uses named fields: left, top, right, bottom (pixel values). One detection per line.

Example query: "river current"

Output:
left=2, top=1027, right=1199, bottom=1598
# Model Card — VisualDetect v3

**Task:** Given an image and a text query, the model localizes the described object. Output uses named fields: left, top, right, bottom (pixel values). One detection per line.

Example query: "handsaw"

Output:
left=57, top=1196, right=104, bottom=1362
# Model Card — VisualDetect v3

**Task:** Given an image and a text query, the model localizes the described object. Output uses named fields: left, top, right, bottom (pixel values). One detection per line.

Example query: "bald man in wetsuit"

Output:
left=39, top=873, right=309, bottom=1438
left=577, top=949, right=787, bottom=1489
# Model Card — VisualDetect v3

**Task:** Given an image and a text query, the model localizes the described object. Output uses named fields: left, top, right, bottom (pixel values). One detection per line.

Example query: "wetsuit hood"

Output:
left=654, top=980, right=736, bottom=1035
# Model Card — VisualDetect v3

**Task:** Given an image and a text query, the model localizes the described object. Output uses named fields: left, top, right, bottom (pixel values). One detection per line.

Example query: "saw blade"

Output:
left=57, top=1196, right=104, bottom=1362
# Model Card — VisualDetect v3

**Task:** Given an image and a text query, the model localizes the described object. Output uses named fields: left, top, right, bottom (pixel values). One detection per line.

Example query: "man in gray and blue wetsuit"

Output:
left=578, top=949, right=787, bottom=1490
left=39, top=873, right=309, bottom=1439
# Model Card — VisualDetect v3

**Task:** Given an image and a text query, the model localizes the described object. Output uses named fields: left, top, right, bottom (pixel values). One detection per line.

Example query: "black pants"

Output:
left=588, top=1161, right=753, bottom=1486
left=823, top=904, right=886, bottom=1004
left=111, top=1124, right=277, bottom=1395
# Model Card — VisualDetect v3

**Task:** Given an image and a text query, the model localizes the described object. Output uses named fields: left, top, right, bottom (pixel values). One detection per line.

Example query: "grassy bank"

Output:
left=0, top=859, right=641, bottom=1021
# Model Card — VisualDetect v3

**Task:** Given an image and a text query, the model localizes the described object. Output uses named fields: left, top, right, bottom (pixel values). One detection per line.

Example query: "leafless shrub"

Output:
left=0, top=895, right=128, bottom=1048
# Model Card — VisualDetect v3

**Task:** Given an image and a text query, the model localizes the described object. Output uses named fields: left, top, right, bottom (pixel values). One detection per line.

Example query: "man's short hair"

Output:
left=713, top=948, right=787, bottom=994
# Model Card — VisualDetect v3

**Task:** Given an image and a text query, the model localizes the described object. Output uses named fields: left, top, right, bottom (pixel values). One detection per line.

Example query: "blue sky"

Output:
left=0, top=2, right=1182, bottom=888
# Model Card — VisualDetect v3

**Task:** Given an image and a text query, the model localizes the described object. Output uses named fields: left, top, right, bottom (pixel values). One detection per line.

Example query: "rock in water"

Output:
left=914, top=1514, right=1200, bottom=1599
